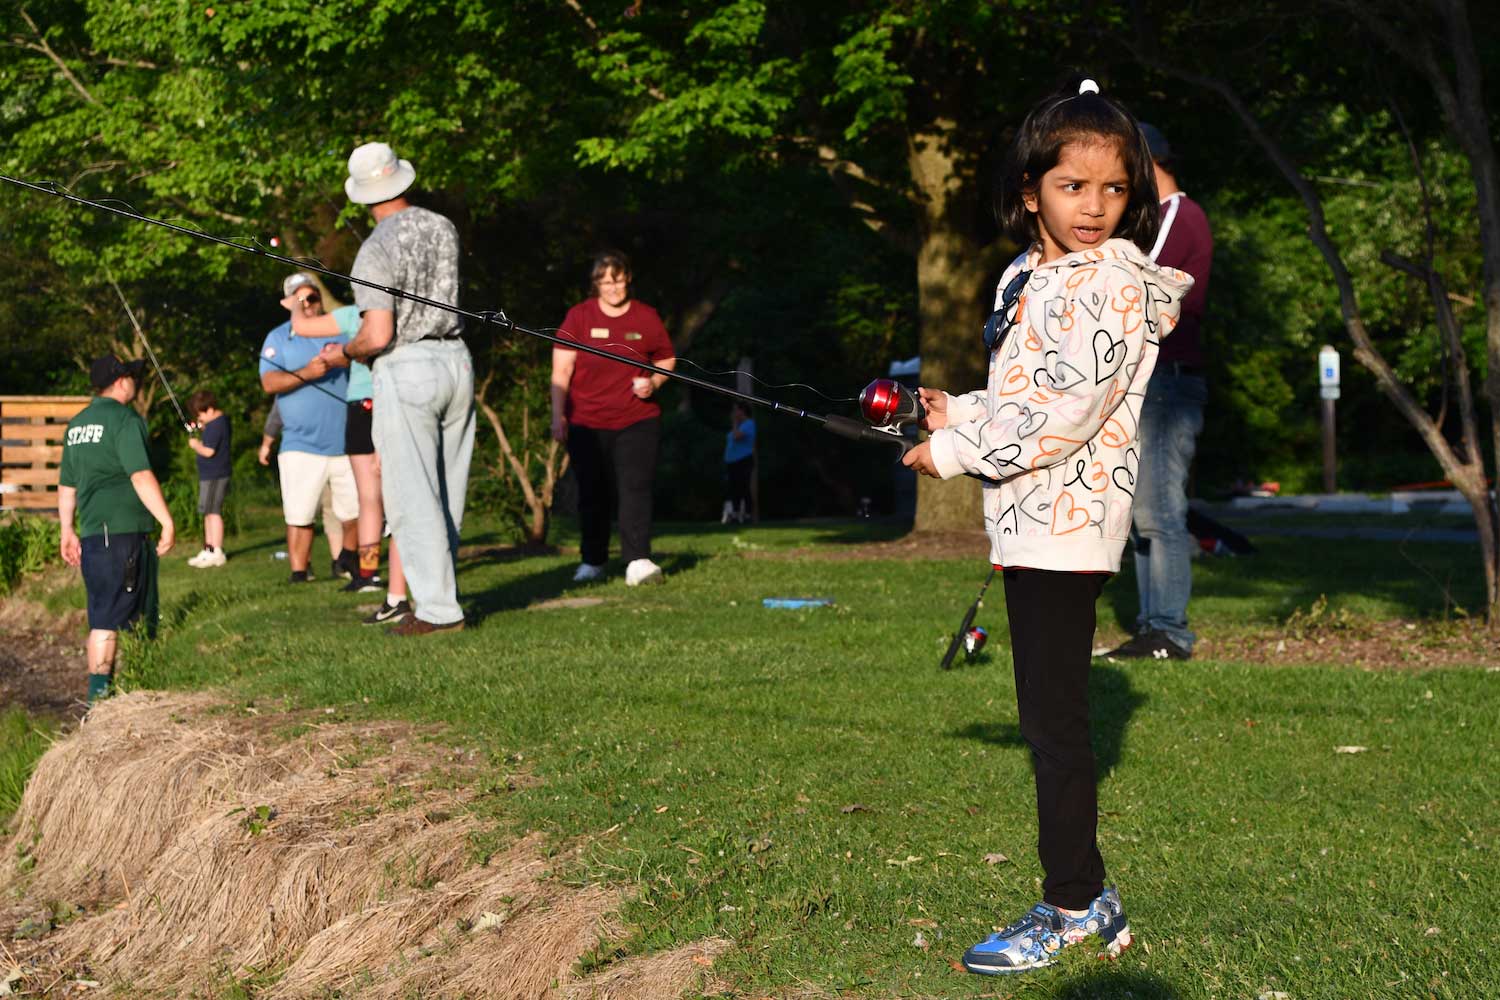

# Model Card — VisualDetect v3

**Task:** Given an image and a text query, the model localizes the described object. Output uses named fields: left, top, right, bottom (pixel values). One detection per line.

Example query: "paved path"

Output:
left=1237, top=524, right=1478, bottom=544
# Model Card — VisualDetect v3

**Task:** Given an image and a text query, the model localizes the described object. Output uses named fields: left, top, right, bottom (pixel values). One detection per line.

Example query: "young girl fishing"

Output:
left=902, top=79, right=1193, bottom=974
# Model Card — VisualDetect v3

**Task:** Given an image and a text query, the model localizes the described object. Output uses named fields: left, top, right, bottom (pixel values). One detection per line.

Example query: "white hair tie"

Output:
left=1079, top=79, right=1100, bottom=95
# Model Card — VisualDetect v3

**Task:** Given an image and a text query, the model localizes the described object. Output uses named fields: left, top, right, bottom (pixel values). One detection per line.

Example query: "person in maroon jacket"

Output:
left=550, top=251, right=677, bottom=586
left=1106, top=123, right=1213, bottom=661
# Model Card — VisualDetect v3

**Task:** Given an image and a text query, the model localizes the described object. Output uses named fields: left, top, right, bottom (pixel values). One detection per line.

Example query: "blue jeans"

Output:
left=1130, top=371, right=1206, bottom=651
left=371, top=339, right=475, bottom=625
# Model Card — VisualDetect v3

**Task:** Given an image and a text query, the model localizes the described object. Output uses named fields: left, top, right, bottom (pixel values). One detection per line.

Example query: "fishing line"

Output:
left=104, top=272, right=193, bottom=432
left=3, top=173, right=906, bottom=457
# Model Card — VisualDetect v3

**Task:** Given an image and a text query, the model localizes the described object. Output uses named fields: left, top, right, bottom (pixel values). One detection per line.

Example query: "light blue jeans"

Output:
left=1129, top=371, right=1206, bottom=651
left=371, top=339, right=475, bottom=626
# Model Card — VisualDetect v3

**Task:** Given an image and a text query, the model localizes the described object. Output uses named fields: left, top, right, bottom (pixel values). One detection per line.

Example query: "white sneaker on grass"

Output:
left=624, top=558, right=664, bottom=586
left=187, top=548, right=213, bottom=568
left=199, top=549, right=227, bottom=567
left=573, top=563, right=606, bottom=583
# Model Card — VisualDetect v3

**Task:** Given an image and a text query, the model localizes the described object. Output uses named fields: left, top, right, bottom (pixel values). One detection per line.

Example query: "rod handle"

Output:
left=821, top=415, right=915, bottom=458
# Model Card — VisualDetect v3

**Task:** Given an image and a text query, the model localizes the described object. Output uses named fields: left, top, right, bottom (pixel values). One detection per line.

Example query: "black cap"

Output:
left=90, top=354, right=147, bottom=390
left=1138, top=122, right=1171, bottom=163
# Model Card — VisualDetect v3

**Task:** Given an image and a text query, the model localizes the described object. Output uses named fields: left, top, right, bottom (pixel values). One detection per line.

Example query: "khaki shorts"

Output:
left=278, top=451, right=359, bottom=526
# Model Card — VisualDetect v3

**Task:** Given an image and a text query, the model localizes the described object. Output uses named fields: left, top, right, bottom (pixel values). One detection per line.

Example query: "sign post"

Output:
left=1318, top=345, right=1340, bottom=494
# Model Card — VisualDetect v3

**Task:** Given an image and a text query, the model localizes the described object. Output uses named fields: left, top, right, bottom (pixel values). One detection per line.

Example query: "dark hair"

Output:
left=996, top=82, right=1160, bottom=254
left=589, top=250, right=632, bottom=287
left=188, top=389, right=218, bottom=418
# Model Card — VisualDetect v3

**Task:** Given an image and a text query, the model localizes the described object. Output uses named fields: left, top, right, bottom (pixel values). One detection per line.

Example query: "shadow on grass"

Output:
left=806, top=517, right=913, bottom=546
left=227, top=534, right=283, bottom=560
left=947, top=665, right=1147, bottom=780
left=1049, top=969, right=1180, bottom=999
left=461, top=552, right=704, bottom=624
left=1103, top=533, right=1484, bottom=632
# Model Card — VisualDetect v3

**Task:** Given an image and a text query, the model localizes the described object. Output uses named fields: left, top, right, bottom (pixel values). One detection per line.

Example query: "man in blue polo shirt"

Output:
left=259, top=274, right=359, bottom=583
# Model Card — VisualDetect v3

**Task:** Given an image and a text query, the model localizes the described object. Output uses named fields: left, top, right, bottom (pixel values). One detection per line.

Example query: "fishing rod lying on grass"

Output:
left=2, top=174, right=918, bottom=461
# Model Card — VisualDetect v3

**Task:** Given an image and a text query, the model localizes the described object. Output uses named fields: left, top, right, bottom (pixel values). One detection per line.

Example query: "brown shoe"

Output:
left=389, top=616, right=465, bottom=637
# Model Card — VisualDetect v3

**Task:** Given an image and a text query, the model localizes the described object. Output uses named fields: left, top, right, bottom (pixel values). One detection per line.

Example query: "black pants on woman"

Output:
left=567, top=417, right=660, bottom=566
left=725, top=456, right=753, bottom=509
left=1002, top=566, right=1109, bottom=911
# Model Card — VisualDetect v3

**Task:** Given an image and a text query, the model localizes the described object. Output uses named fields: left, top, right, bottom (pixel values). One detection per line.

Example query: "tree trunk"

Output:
left=476, top=381, right=568, bottom=546
left=906, top=119, right=1000, bottom=535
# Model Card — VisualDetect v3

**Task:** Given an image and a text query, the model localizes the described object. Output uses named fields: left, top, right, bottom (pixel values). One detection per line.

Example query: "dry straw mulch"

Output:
left=1, top=692, right=730, bottom=999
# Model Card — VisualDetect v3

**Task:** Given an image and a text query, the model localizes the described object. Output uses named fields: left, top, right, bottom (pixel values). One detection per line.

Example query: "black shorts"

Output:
left=345, top=398, right=375, bottom=456
left=198, top=476, right=229, bottom=515
left=81, top=532, right=159, bottom=634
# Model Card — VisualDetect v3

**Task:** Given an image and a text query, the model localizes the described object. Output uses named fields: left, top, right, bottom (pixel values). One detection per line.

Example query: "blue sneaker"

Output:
left=962, top=886, right=1131, bottom=975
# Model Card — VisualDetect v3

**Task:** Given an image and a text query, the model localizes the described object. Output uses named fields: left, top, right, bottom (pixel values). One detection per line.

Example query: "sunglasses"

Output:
left=982, top=269, right=1031, bottom=352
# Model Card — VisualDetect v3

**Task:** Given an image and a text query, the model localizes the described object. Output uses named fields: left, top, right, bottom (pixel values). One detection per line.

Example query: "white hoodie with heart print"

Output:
left=927, top=237, right=1194, bottom=573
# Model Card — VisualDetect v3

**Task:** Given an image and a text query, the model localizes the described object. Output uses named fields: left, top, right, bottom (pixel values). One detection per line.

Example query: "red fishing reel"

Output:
left=859, top=378, right=924, bottom=430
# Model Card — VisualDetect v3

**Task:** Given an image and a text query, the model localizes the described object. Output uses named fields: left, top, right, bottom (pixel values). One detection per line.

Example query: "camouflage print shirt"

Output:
left=351, top=206, right=462, bottom=348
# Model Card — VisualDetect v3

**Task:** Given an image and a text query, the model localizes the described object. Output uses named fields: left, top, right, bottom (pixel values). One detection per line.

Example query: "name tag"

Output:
left=625, top=332, right=642, bottom=341
left=590, top=328, right=610, bottom=339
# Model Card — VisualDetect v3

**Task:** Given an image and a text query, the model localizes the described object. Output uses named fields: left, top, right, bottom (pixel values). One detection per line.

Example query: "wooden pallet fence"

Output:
left=1, top=395, right=92, bottom=513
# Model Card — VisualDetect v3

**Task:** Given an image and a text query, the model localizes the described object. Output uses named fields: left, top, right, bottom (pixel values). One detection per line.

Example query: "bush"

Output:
left=0, top=513, right=61, bottom=596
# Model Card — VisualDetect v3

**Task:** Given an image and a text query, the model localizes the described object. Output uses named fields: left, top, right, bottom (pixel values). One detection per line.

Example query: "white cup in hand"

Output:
left=632, top=377, right=651, bottom=397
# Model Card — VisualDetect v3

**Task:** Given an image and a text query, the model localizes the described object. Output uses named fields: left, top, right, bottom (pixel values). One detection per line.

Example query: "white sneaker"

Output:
left=200, top=549, right=227, bottom=567
left=720, top=501, right=734, bottom=524
left=188, top=547, right=213, bottom=567
left=573, top=563, right=606, bottom=583
left=624, top=558, right=664, bottom=587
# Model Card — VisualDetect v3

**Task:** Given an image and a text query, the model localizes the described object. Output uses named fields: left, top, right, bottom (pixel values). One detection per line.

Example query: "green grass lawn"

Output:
left=12, top=508, right=1499, bottom=998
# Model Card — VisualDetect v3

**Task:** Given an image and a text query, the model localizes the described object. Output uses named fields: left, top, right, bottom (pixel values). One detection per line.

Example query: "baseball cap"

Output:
left=1138, top=122, right=1171, bottom=163
left=283, top=272, right=317, bottom=297
left=90, top=354, right=147, bottom=390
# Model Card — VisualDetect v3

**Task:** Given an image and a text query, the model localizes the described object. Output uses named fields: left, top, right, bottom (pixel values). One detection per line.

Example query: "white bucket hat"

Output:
left=344, top=141, right=416, bottom=205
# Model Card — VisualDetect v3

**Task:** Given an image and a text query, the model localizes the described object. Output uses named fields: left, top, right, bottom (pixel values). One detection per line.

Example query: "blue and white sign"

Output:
left=1319, top=345, right=1340, bottom=400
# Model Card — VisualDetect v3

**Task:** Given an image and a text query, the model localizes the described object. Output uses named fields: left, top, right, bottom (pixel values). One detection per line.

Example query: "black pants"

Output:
left=1003, top=567, right=1109, bottom=910
left=726, top=457, right=753, bottom=509
left=568, top=417, right=660, bottom=566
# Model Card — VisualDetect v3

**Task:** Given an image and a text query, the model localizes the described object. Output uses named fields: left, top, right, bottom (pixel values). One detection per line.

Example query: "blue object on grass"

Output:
left=762, top=597, right=834, bottom=609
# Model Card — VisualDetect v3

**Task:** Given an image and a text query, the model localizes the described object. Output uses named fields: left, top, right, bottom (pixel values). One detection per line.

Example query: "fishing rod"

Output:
left=939, top=565, right=996, bottom=671
left=2, top=174, right=914, bottom=459
left=105, top=273, right=193, bottom=432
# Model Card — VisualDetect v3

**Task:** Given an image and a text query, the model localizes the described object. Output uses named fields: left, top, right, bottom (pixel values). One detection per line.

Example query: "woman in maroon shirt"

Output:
left=550, top=251, right=677, bottom=586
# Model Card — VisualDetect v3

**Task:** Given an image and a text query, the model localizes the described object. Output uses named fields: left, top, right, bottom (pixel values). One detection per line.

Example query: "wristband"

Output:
left=341, top=344, right=353, bottom=362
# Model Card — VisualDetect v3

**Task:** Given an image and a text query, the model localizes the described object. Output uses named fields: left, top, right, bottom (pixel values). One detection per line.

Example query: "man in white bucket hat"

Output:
left=335, top=141, right=474, bottom=636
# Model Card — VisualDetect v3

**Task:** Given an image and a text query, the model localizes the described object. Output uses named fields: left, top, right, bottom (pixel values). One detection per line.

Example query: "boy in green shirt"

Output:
left=57, top=355, right=176, bottom=703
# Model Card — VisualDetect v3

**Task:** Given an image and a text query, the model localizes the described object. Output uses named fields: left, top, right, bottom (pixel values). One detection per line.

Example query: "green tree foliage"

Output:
left=2, top=1, right=1493, bottom=539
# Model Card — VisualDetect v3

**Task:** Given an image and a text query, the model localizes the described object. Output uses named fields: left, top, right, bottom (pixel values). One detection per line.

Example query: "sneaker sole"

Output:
left=961, top=958, right=1054, bottom=975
